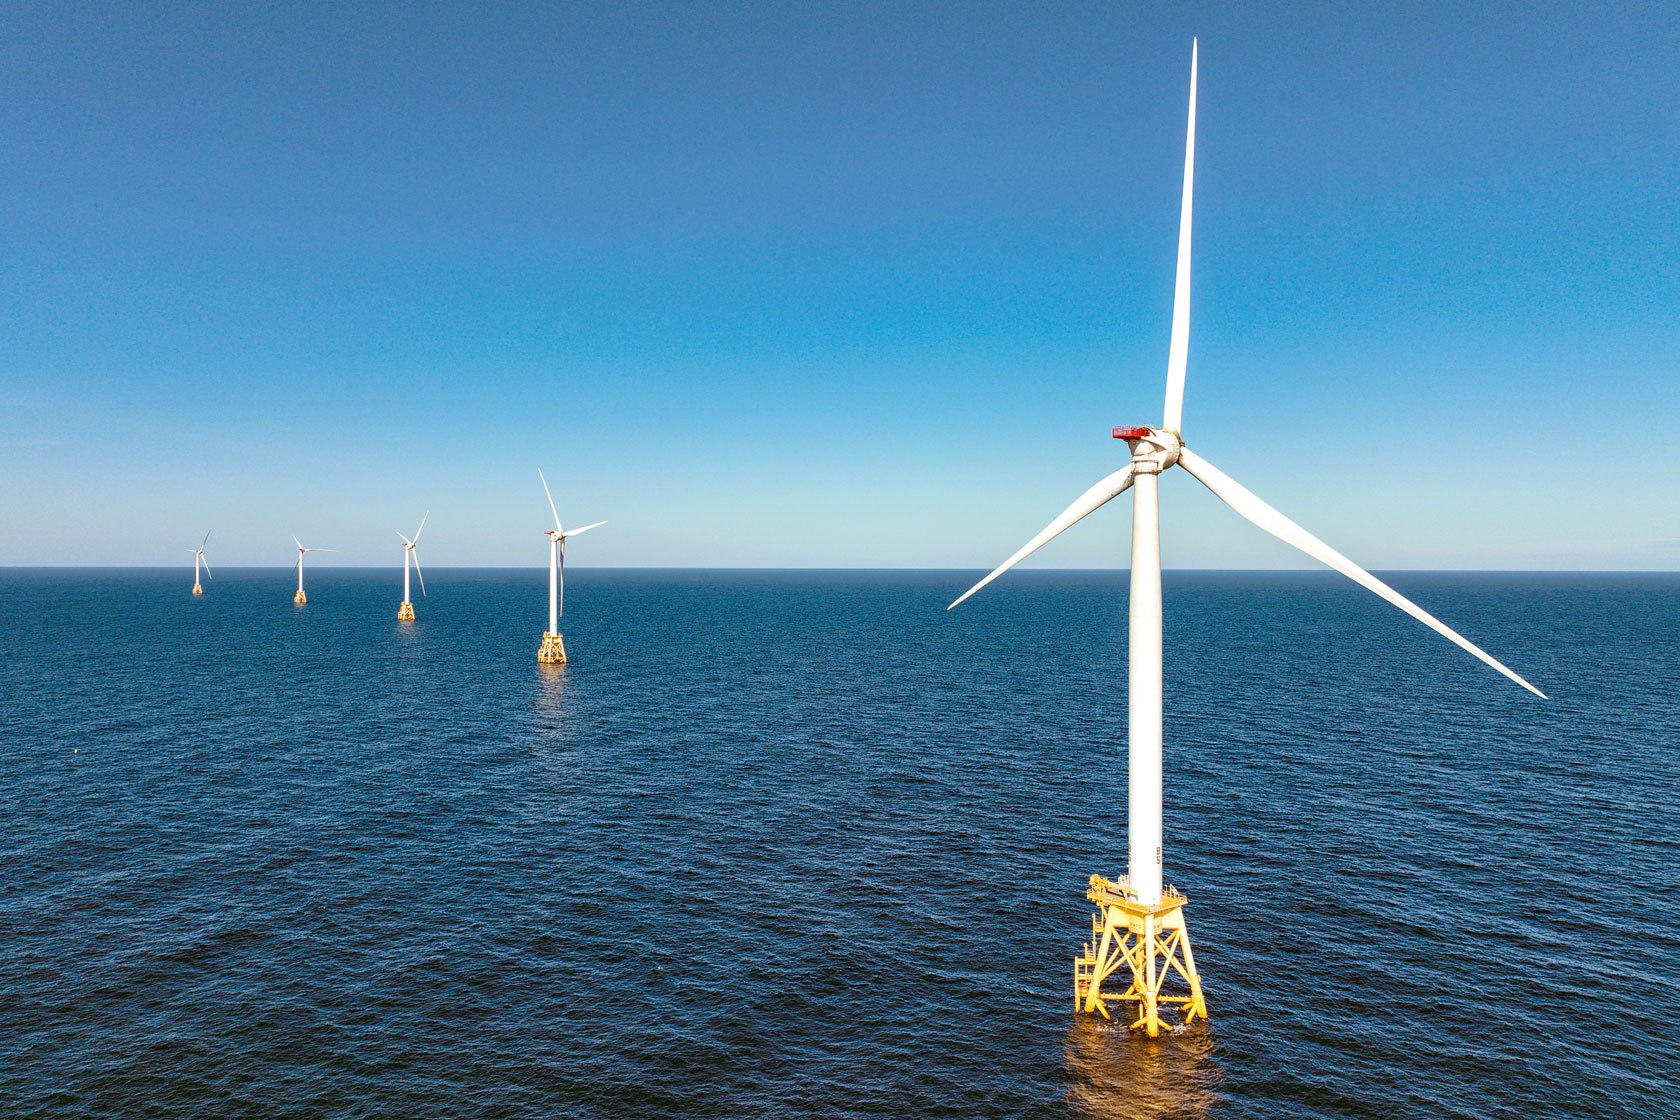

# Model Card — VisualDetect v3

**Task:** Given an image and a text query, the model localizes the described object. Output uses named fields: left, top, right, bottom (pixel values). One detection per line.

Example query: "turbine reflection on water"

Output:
left=534, top=662, right=571, bottom=722
left=1064, top=1021, right=1221, bottom=1120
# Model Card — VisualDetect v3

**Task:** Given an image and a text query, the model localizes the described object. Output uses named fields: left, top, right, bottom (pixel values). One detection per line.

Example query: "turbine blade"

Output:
left=1175, top=446, right=1546, bottom=698
left=1161, top=38, right=1198, bottom=435
left=292, top=534, right=302, bottom=550
left=201, top=558, right=212, bottom=579
left=413, top=510, right=429, bottom=545
left=560, top=520, right=607, bottom=539
left=948, top=464, right=1136, bottom=610
left=396, top=530, right=412, bottom=545
left=412, top=551, right=426, bottom=596
left=538, top=469, right=563, bottom=535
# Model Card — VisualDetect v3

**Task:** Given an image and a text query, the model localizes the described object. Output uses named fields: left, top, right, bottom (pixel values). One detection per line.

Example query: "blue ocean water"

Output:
left=2, top=568, right=1676, bottom=1118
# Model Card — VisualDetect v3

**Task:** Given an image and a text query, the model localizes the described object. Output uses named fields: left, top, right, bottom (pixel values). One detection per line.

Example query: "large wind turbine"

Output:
left=291, top=536, right=337, bottom=605
left=536, top=469, right=605, bottom=664
left=188, top=531, right=211, bottom=595
left=949, top=40, right=1545, bottom=1038
left=396, top=512, right=428, bottom=621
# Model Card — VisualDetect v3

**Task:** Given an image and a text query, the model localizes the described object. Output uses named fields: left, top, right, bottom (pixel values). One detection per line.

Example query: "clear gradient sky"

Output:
left=2, top=1, right=1676, bottom=569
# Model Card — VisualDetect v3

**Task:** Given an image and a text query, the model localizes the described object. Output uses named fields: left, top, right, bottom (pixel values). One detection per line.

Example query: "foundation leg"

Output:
left=1082, top=909, right=1117, bottom=1015
left=1144, top=912, right=1159, bottom=1037
left=1177, top=920, right=1208, bottom=1023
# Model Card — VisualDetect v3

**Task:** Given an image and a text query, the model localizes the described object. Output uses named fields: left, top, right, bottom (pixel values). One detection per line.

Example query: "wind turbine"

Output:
left=396, top=512, right=428, bottom=621
left=188, top=531, right=212, bottom=595
left=948, top=40, right=1545, bottom=1038
left=291, top=535, right=336, bottom=604
left=536, top=468, right=605, bottom=664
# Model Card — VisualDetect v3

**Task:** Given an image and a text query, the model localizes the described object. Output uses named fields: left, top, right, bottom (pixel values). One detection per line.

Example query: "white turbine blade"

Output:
left=1161, top=39, right=1198, bottom=435
left=412, top=510, right=429, bottom=545
left=560, top=520, right=607, bottom=539
left=201, top=556, right=212, bottom=579
left=396, top=530, right=413, bottom=546
left=538, top=469, right=563, bottom=535
left=948, top=464, right=1136, bottom=610
left=1176, top=446, right=1545, bottom=698
left=412, top=551, right=427, bottom=596
left=202, top=530, right=211, bottom=549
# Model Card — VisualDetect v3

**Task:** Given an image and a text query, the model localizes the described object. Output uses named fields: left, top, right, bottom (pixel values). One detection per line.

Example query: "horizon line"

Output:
left=1, top=565, right=1673, bottom=575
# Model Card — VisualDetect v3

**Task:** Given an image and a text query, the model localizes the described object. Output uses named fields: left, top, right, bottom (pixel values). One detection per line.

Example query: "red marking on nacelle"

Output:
left=1113, top=426, right=1152, bottom=440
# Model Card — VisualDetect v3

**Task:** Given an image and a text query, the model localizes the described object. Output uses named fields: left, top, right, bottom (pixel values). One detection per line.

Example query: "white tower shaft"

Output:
left=1128, top=465, right=1165, bottom=907
left=297, top=554, right=305, bottom=594
left=548, top=538, right=560, bottom=634
left=403, top=549, right=411, bottom=601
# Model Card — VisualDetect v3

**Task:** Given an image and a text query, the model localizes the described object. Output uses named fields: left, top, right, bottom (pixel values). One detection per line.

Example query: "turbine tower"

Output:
left=188, top=531, right=212, bottom=595
left=396, top=512, right=428, bottom=621
left=537, top=468, right=605, bottom=664
left=291, top=535, right=336, bottom=605
left=949, top=40, right=1545, bottom=1037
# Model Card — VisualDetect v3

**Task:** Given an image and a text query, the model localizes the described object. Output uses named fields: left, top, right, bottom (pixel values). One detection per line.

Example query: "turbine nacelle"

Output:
left=546, top=521, right=606, bottom=542
left=1114, top=427, right=1182, bottom=472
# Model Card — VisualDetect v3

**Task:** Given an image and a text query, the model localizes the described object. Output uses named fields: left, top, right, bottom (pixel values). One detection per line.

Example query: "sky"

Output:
left=2, top=0, right=1676, bottom=569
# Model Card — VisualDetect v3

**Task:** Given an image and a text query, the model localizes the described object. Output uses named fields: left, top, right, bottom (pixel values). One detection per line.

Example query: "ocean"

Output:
left=3, top=568, right=1676, bottom=1118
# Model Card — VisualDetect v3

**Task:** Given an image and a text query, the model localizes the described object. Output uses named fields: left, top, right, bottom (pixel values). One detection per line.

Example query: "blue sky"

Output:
left=2, top=1, right=1676, bottom=568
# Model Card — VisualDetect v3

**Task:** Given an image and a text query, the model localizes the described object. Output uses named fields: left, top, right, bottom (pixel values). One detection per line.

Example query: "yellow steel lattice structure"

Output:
left=1074, top=874, right=1207, bottom=1037
left=537, top=632, right=567, bottom=664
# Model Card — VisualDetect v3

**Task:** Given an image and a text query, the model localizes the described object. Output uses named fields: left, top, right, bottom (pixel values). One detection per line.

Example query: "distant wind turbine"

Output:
left=948, top=39, right=1545, bottom=1038
left=537, top=468, right=605, bottom=664
left=291, top=535, right=336, bottom=604
left=396, top=512, right=428, bottom=621
left=188, top=531, right=212, bottom=595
